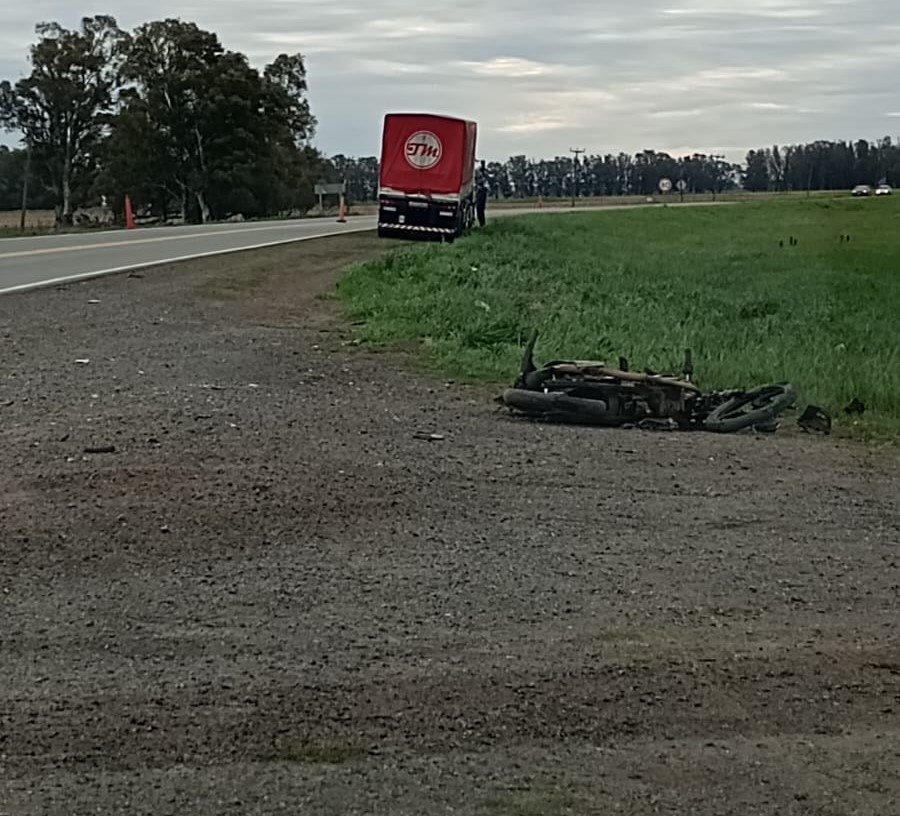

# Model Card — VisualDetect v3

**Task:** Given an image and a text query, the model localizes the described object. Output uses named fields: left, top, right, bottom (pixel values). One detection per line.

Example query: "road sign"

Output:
left=658, top=178, right=673, bottom=193
left=676, top=179, right=687, bottom=192
left=314, top=182, right=346, bottom=195
left=314, top=181, right=347, bottom=213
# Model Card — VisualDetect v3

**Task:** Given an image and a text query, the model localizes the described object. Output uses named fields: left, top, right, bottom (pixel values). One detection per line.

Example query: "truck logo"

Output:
left=404, top=131, right=442, bottom=169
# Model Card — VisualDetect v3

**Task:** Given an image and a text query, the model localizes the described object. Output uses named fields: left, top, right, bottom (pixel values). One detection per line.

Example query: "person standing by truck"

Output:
left=475, top=182, right=487, bottom=226
left=475, top=160, right=489, bottom=226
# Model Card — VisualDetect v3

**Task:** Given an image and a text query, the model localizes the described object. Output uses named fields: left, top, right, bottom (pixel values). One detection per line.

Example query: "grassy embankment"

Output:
left=339, top=196, right=900, bottom=438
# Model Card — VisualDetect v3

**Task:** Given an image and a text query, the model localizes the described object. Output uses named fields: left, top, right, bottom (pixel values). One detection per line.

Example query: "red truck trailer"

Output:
left=377, top=112, right=478, bottom=242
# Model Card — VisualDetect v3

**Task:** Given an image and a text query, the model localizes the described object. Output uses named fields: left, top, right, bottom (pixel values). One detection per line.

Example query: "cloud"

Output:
left=2, top=0, right=900, bottom=162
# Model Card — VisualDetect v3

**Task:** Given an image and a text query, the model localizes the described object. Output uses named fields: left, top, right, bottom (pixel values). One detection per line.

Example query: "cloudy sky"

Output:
left=2, top=0, right=900, bottom=162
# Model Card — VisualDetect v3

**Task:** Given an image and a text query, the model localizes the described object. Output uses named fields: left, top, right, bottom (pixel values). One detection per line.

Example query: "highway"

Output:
left=0, top=216, right=377, bottom=295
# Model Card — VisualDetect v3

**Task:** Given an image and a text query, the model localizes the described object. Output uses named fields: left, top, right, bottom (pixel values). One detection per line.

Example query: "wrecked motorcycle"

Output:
left=497, top=331, right=797, bottom=433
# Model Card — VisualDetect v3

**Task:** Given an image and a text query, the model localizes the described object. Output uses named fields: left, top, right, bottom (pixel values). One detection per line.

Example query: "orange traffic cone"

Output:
left=124, top=195, right=135, bottom=230
left=336, top=195, right=347, bottom=223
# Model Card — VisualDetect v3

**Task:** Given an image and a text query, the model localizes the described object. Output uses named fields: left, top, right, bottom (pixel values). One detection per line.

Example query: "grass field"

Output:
left=339, top=196, right=900, bottom=438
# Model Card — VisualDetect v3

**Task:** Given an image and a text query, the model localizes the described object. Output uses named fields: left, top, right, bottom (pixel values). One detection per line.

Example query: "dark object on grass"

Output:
left=844, top=398, right=865, bottom=415
left=500, top=330, right=797, bottom=434
left=682, top=348, right=694, bottom=382
left=797, top=405, right=832, bottom=434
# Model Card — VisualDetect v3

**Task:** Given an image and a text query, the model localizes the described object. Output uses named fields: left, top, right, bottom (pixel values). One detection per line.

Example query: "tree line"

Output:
left=334, top=140, right=900, bottom=202
left=744, top=140, right=900, bottom=192
left=2, top=16, right=898, bottom=223
left=0, top=15, right=325, bottom=225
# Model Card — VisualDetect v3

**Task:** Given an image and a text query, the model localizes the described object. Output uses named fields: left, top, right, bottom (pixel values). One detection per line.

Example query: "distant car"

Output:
left=851, top=184, right=873, bottom=197
left=875, top=184, right=892, bottom=196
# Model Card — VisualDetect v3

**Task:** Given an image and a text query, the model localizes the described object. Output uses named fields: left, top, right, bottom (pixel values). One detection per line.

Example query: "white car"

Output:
left=875, top=184, right=892, bottom=196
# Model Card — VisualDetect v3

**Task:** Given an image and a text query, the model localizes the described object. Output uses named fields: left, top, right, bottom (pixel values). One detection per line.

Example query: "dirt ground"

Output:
left=1, top=233, right=899, bottom=816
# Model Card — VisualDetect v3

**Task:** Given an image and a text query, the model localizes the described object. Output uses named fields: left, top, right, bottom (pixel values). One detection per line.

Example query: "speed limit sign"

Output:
left=658, top=178, right=673, bottom=193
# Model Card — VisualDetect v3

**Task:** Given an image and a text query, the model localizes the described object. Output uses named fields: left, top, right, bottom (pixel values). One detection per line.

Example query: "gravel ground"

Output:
left=2, top=233, right=899, bottom=816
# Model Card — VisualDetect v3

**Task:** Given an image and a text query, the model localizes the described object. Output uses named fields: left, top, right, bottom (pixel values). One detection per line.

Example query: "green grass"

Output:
left=338, top=197, right=900, bottom=439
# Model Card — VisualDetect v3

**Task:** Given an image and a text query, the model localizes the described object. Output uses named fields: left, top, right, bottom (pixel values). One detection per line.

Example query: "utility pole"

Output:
left=710, top=153, right=725, bottom=201
left=569, top=147, right=585, bottom=207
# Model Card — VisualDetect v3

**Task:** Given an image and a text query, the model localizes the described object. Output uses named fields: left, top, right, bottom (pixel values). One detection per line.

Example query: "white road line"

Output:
left=0, top=220, right=369, bottom=259
left=0, top=227, right=374, bottom=296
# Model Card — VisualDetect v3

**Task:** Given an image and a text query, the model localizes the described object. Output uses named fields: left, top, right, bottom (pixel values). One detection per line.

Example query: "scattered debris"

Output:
left=797, top=405, right=832, bottom=435
left=84, top=444, right=117, bottom=454
left=844, top=398, right=865, bottom=415
left=637, top=417, right=679, bottom=432
left=497, top=330, right=798, bottom=435
left=413, top=432, right=445, bottom=441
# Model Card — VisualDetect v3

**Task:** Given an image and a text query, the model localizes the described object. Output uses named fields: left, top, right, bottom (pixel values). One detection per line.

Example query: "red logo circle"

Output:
left=404, top=131, right=442, bottom=169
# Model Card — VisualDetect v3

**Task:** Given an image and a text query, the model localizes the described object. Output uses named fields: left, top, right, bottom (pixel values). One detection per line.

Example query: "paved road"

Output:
left=0, top=201, right=722, bottom=295
left=0, top=216, right=377, bottom=294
